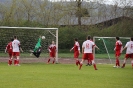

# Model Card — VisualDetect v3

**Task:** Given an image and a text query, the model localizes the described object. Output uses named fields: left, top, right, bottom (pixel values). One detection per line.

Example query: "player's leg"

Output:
left=121, top=54, right=129, bottom=68
left=79, top=59, right=84, bottom=70
left=11, top=52, right=17, bottom=65
left=86, top=58, right=92, bottom=66
left=114, top=56, right=120, bottom=68
left=47, top=57, right=51, bottom=64
left=52, top=57, right=55, bottom=64
left=37, top=51, right=41, bottom=58
left=116, top=52, right=121, bottom=67
left=47, top=53, right=52, bottom=64
left=8, top=53, right=12, bottom=65
left=15, top=52, right=20, bottom=66
left=130, top=54, right=133, bottom=68
left=121, top=58, right=127, bottom=68
left=76, top=58, right=80, bottom=66
left=74, top=51, right=80, bottom=66
left=79, top=53, right=86, bottom=70
left=52, top=53, right=56, bottom=64
left=33, top=52, right=38, bottom=58
left=131, top=59, right=133, bottom=69
left=90, top=54, right=98, bottom=70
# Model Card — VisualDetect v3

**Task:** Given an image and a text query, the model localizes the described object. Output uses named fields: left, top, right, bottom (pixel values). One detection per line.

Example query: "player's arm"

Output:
left=48, top=46, right=51, bottom=52
left=70, top=47, right=74, bottom=51
left=122, top=46, right=127, bottom=52
left=5, top=48, right=7, bottom=53
left=19, top=45, right=23, bottom=52
left=94, top=45, right=100, bottom=50
left=5, top=45, right=8, bottom=53
left=82, top=47, right=84, bottom=54
left=114, top=47, right=116, bottom=51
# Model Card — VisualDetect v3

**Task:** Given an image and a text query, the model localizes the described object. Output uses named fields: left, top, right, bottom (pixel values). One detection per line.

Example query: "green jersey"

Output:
left=34, top=38, right=41, bottom=52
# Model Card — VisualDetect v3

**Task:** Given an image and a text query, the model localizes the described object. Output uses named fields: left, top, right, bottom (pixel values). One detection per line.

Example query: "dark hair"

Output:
left=14, top=36, right=17, bottom=39
left=87, top=35, right=91, bottom=40
left=11, top=38, right=14, bottom=41
left=116, top=37, right=120, bottom=40
left=75, top=38, right=78, bottom=41
left=131, top=37, right=133, bottom=41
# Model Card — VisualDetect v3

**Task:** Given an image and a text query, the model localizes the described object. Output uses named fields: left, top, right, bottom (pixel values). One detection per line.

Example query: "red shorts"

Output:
left=8, top=51, right=13, bottom=56
left=50, top=52, right=56, bottom=57
left=125, top=54, right=133, bottom=59
left=82, top=53, right=94, bottom=60
left=115, top=51, right=121, bottom=57
left=74, top=51, right=79, bottom=58
left=12, top=52, right=20, bottom=57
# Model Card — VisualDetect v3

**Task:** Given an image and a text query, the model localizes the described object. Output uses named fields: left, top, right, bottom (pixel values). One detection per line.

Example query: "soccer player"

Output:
left=113, top=37, right=123, bottom=68
left=121, top=37, right=133, bottom=68
left=11, top=36, right=23, bottom=66
left=79, top=35, right=99, bottom=70
left=47, top=41, right=56, bottom=64
left=5, top=38, right=14, bottom=65
left=30, top=36, right=42, bottom=58
left=70, top=38, right=81, bottom=66
left=86, top=38, right=94, bottom=66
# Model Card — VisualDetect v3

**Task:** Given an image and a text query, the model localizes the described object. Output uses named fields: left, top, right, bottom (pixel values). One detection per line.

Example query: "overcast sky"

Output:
left=48, top=0, right=133, bottom=6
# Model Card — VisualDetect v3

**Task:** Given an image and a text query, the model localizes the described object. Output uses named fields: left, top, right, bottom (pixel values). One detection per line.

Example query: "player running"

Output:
left=113, top=37, right=123, bottom=68
left=47, top=41, right=56, bottom=64
left=70, top=38, right=81, bottom=66
left=79, top=35, right=99, bottom=70
left=5, top=38, right=14, bottom=65
left=121, top=37, right=133, bottom=68
left=11, top=36, right=23, bottom=66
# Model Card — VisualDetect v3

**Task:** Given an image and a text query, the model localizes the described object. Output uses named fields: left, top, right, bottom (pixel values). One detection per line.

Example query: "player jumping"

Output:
left=30, top=36, right=42, bottom=58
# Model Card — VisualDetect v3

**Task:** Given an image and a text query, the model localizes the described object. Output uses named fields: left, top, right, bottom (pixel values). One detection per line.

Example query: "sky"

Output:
left=48, top=0, right=133, bottom=6
left=47, top=0, right=114, bottom=6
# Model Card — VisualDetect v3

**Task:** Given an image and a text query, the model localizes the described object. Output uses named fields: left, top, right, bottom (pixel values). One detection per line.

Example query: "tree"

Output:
left=76, top=0, right=83, bottom=25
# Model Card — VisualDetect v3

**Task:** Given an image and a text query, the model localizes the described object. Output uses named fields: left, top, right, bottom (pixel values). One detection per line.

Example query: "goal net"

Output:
left=93, top=36, right=130, bottom=64
left=0, top=26, right=58, bottom=63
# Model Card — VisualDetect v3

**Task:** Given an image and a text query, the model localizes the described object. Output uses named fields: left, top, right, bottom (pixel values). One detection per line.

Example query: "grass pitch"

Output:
left=0, top=63, right=132, bottom=88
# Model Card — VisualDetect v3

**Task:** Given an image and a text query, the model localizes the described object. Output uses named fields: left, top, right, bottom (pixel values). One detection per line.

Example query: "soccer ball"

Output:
left=42, top=36, right=45, bottom=39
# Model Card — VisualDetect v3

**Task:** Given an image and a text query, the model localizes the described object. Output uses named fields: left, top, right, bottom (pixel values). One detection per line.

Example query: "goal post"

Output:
left=0, top=26, right=59, bottom=63
left=93, top=36, right=130, bottom=64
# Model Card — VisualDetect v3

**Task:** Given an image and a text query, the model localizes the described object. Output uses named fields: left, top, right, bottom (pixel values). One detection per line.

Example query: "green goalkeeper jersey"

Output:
left=33, top=38, right=41, bottom=52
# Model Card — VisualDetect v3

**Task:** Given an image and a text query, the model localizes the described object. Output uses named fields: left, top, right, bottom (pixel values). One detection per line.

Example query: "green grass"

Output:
left=0, top=53, right=126, bottom=59
left=0, top=63, right=132, bottom=88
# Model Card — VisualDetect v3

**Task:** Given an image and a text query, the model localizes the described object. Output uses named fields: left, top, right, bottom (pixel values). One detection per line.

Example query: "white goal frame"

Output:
left=0, top=26, right=59, bottom=63
left=93, top=36, right=130, bottom=64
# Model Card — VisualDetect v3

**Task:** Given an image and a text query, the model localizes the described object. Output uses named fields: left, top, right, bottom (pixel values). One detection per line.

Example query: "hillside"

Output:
left=98, top=19, right=133, bottom=37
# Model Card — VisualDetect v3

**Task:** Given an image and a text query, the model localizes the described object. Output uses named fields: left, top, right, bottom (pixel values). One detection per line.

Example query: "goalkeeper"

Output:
left=30, top=36, right=42, bottom=58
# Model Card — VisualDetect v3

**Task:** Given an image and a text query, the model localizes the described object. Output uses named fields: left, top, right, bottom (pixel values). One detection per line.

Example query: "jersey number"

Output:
left=86, top=43, right=89, bottom=49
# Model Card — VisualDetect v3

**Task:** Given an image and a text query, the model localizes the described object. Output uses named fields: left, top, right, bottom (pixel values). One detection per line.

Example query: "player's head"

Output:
left=74, top=38, right=78, bottom=41
left=11, top=38, right=14, bottom=41
left=14, top=35, right=17, bottom=39
left=52, top=41, right=55, bottom=44
left=87, top=35, right=91, bottom=40
left=116, top=37, right=120, bottom=40
left=131, top=37, right=133, bottom=41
